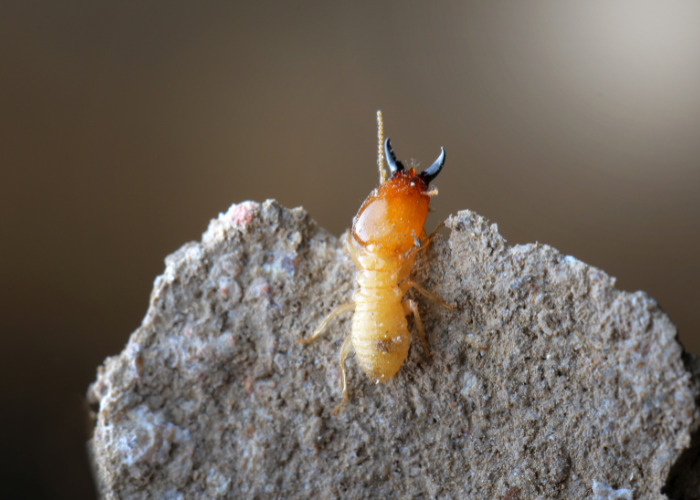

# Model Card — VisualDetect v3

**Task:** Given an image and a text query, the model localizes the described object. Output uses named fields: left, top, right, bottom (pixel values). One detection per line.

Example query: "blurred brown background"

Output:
left=2, top=1, right=699, bottom=498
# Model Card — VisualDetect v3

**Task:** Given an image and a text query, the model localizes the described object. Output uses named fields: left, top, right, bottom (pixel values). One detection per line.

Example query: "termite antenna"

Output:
left=377, top=110, right=386, bottom=184
left=384, top=137, right=405, bottom=175
left=419, top=147, right=446, bottom=184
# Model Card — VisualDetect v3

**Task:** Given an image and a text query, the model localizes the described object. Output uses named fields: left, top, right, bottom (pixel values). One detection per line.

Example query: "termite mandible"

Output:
left=299, top=111, right=454, bottom=414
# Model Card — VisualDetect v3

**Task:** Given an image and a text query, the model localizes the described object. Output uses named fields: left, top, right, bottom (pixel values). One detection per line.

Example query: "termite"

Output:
left=299, top=111, right=453, bottom=414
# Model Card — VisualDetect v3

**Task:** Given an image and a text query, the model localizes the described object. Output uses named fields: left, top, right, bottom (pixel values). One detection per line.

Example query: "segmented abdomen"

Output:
left=351, top=269, right=409, bottom=383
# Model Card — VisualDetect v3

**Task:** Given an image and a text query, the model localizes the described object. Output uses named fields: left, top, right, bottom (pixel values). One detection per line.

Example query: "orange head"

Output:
left=352, top=138, right=446, bottom=256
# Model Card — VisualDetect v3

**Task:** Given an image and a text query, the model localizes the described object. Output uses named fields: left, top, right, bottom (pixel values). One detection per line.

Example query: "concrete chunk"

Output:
left=88, top=200, right=700, bottom=499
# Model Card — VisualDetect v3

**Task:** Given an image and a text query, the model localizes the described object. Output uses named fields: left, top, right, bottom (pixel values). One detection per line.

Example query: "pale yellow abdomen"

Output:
left=351, top=278, right=410, bottom=383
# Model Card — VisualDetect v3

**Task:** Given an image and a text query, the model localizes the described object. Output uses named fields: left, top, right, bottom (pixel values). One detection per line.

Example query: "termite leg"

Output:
left=298, top=303, right=355, bottom=344
left=331, top=333, right=354, bottom=415
left=403, top=298, right=431, bottom=357
left=343, top=232, right=362, bottom=269
left=397, top=223, right=446, bottom=281
left=420, top=221, right=446, bottom=250
left=400, top=279, right=455, bottom=310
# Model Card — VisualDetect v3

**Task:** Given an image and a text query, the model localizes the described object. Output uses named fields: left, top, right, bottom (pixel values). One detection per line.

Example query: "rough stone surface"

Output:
left=88, top=200, right=700, bottom=499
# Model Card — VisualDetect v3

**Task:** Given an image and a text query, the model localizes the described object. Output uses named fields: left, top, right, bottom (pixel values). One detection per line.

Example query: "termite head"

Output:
left=352, top=138, right=446, bottom=256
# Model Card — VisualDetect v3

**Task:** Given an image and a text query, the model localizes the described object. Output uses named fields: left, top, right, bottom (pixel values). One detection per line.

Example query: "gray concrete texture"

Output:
left=88, top=200, right=700, bottom=498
